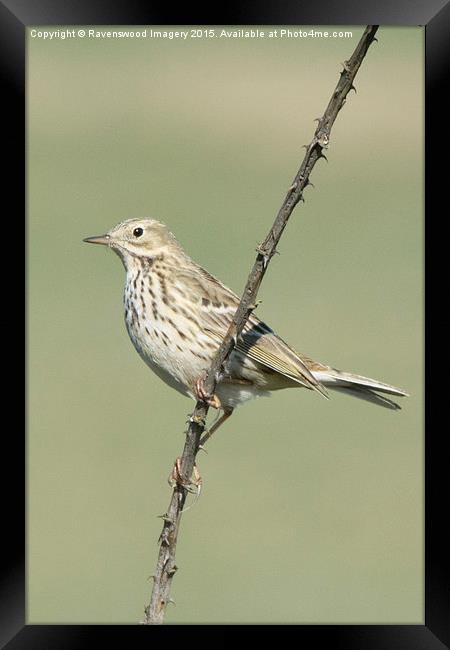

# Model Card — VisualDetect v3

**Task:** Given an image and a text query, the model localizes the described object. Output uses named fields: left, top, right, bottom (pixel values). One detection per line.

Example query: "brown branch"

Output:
left=143, top=25, right=379, bottom=625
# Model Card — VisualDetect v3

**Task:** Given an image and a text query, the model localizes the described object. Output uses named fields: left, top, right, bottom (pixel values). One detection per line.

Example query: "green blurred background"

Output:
left=27, top=26, right=423, bottom=624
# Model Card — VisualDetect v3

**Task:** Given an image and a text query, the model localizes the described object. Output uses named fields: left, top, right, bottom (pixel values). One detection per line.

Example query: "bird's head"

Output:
left=83, top=218, right=181, bottom=267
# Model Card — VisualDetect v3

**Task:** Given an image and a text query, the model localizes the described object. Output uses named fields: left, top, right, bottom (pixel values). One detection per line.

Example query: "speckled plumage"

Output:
left=84, top=218, right=408, bottom=415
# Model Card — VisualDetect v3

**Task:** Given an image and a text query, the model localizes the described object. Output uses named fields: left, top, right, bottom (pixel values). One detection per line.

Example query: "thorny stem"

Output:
left=144, top=25, right=379, bottom=624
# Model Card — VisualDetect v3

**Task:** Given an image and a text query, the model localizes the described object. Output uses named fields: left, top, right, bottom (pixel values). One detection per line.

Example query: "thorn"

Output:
left=299, top=195, right=305, bottom=203
left=341, top=60, right=351, bottom=72
left=350, top=84, right=357, bottom=94
left=198, top=444, right=208, bottom=454
left=157, top=514, right=172, bottom=523
left=288, top=182, right=297, bottom=191
left=302, top=144, right=309, bottom=150
left=167, top=598, right=176, bottom=606
left=314, top=117, right=322, bottom=123
left=319, top=153, right=328, bottom=163
left=373, top=37, right=378, bottom=43
left=147, top=574, right=156, bottom=581
left=167, top=565, right=178, bottom=576
left=306, top=180, right=315, bottom=189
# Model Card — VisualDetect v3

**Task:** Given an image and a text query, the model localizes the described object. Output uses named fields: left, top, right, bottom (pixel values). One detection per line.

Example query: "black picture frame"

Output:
left=8, top=0, right=447, bottom=646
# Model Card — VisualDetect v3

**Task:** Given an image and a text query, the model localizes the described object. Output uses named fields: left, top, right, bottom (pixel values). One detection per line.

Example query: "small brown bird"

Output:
left=84, top=218, right=408, bottom=439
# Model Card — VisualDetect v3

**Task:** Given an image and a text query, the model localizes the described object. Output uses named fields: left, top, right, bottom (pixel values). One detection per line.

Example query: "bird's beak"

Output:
left=83, top=234, right=111, bottom=246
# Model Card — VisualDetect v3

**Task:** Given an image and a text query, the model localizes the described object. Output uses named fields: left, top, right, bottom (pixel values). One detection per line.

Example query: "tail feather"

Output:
left=313, top=367, right=409, bottom=410
left=329, top=385, right=403, bottom=410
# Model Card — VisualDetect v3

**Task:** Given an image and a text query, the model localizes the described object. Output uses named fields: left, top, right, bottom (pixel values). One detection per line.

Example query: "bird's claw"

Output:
left=194, top=375, right=222, bottom=409
left=168, top=458, right=203, bottom=496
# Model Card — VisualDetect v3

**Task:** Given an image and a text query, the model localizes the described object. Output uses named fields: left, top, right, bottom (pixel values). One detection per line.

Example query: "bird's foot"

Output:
left=168, top=457, right=202, bottom=495
left=194, top=375, right=222, bottom=409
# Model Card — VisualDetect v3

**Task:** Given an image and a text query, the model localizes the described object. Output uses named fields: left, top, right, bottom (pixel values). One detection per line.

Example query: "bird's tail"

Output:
left=312, top=367, right=409, bottom=410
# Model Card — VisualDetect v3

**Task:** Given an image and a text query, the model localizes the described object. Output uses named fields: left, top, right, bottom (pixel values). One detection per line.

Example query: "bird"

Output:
left=84, top=218, right=408, bottom=444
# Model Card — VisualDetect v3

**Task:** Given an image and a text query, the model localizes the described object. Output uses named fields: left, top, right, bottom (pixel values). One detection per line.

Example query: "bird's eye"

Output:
left=133, top=227, right=143, bottom=238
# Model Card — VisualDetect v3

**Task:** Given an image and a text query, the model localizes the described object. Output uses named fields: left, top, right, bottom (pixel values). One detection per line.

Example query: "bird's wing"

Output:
left=172, top=266, right=327, bottom=396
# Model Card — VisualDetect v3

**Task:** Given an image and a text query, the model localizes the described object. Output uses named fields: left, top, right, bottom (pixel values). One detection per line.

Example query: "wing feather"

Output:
left=171, top=266, right=327, bottom=396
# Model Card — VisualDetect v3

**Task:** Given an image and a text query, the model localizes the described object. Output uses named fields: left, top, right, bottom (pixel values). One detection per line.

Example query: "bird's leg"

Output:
left=168, top=406, right=233, bottom=508
left=199, top=407, right=234, bottom=448
left=194, top=374, right=222, bottom=410
left=206, top=408, right=223, bottom=431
